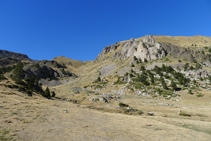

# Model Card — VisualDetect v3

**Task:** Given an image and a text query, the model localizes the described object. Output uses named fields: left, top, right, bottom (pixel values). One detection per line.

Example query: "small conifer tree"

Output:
left=44, top=87, right=51, bottom=98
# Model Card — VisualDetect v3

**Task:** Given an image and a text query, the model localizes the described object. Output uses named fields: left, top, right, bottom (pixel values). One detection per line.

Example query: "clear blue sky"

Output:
left=0, top=0, right=211, bottom=61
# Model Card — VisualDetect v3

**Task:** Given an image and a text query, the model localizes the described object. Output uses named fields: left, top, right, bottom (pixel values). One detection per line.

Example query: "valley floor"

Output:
left=1, top=91, right=211, bottom=141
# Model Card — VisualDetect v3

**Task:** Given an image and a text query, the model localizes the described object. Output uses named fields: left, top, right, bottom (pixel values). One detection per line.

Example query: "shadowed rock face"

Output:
left=0, top=58, right=20, bottom=67
left=22, top=61, right=77, bottom=80
left=9, top=60, right=78, bottom=86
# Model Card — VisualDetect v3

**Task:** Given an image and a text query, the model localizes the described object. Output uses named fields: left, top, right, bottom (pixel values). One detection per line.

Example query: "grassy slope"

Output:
left=153, top=35, right=211, bottom=48
left=1, top=79, right=211, bottom=140
left=53, top=56, right=92, bottom=68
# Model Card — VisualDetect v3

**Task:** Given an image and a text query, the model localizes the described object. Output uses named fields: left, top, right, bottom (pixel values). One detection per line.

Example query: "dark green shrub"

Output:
left=179, top=112, right=191, bottom=117
left=189, top=66, right=194, bottom=70
left=184, top=63, right=189, bottom=71
left=131, top=63, right=135, bottom=67
left=143, top=43, right=147, bottom=48
left=140, top=66, right=146, bottom=71
left=26, top=90, right=32, bottom=96
left=0, top=74, right=6, bottom=80
left=18, top=86, right=26, bottom=92
left=97, top=76, right=101, bottom=82
left=51, top=91, right=56, bottom=97
left=193, top=60, right=197, bottom=63
left=43, top=87, right=51, bottom=98
left=133, top=56, right=137, bottom=60
left=170, top=81, right=177, bottom=91
left=144, top=59, right=147, bottom=62
left=162, top=82, right=168, bottom=90
left=119, top=102, right=129, bottom=107
left=34, top=64, right=40, bottom=68
left=195, top=63, right=202, bottom=70
left=196, top=93, right=204, bottom=97
left=13, top=62, right=24, bottom=80
left=138, top=58, right=142, bottom=63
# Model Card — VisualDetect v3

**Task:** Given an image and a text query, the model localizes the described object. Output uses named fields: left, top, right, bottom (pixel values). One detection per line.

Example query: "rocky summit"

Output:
left=1, top=35, right=211, bottom=141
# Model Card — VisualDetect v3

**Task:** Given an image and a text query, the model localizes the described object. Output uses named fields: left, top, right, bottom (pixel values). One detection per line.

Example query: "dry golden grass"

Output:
left=153, top=35, right=211, bottom=48
left=1, top=81, right=211, bottom=140
left=53, top=56, right=92, bottom=69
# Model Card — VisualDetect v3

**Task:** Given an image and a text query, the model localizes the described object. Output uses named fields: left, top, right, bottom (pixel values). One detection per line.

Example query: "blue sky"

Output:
left=0, top=0, right=211, bottom=61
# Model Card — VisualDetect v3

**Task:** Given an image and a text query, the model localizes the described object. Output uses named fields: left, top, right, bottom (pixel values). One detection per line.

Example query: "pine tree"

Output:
left=140, top=66, right=146, bottom=71
left=160, top=76, right=165, bottom=83
left=131, top=63, right=135, bottom=67
left=97, top=76, right=101, bottom=82
left=162, top=82, right=168, bottom=90
left=178, top=77, right=183, bottom=85
left=44, top=87, right=51, bottom=98
left=208, top=76, right=211, bottom=84
left=171, top=80, right=177, bottom=91
left=162, top=64, right=166, bottom=72
left=183, top=78, right=187, bottom=87
left=184, top=63, right=189, bottom=71
left=150, top=75, right=154, bottom=84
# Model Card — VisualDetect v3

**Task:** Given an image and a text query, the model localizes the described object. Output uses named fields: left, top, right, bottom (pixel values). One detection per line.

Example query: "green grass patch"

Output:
left=179, top=112, right=191, bottom=117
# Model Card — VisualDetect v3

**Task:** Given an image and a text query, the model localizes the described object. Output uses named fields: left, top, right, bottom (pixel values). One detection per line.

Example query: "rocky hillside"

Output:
left=95, top=35, right=211, bottom=65
left=0, top=49, right=31, bottom=61
left=0, top=57, right=20, bottom=67
left=95, top=35, right=165, bottom=61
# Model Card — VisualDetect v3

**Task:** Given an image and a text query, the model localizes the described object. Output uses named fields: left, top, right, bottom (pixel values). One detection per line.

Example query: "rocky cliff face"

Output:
left=95, top=43, right=120, bottom=61
left=95, top=35, right=211, bottom=65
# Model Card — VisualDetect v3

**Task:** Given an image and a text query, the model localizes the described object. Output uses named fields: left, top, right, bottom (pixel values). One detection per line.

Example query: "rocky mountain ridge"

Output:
left=0, top=49, right=31, bottom=61
left=95, top=35, right=211, bottom=65
left=95, top=35, right=166, bottom=61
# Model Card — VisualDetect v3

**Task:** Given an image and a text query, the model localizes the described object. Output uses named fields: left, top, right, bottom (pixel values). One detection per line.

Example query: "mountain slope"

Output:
left=53, top=56, right=91, bottom=68
left=0, top=50, right=31, bottom=61
left=153, top=35, right=211, bottom=48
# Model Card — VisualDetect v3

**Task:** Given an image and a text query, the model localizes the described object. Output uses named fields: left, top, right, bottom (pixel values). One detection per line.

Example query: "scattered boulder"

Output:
left=148, top=112, right=154, bottom=116
left=89, top=96, right=109, bottom=103
left=155, top=103, right=173, bottom=106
